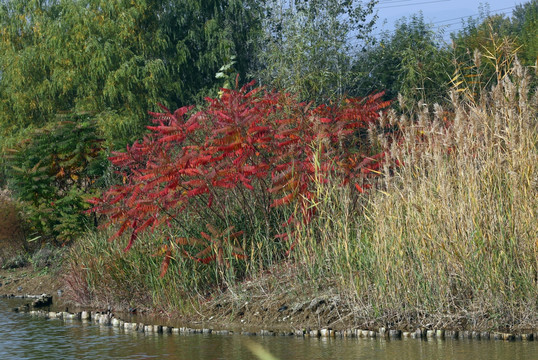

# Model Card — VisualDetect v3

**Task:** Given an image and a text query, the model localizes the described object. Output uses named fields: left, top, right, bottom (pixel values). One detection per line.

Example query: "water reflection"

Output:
left=1, top=299, right=536, bottom=359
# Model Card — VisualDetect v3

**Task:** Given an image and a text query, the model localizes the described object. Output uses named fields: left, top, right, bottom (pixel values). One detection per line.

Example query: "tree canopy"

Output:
left=0, top=0, right=264, bottom=148
left=253, top=0, right=377, bottom=102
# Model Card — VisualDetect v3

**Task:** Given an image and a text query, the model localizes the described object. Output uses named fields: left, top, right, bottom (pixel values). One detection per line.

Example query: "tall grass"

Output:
left=292, top=60, right=537, bottom=329
left=0, top=188, right=26, bottom=265
left=63, top=220, right=281, bottom=312
left=65, top=227, right=215, bottom=311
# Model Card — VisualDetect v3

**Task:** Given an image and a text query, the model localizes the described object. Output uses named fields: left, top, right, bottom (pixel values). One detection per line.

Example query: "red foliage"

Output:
left=89, top=82, right=391, bottom=275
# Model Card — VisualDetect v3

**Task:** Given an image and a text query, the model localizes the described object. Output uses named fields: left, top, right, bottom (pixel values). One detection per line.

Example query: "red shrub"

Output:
left=89, top=81, right=390, bottom=275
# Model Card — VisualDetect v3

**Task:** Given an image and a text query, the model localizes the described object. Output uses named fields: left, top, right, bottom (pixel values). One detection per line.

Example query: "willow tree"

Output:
left=0, top=0, right=61, bottom=134
left=0, top=0, right=263, bottom=148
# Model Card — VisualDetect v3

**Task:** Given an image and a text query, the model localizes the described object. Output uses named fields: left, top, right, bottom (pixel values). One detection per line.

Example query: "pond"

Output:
left=1, top=298, right=536, bottom=359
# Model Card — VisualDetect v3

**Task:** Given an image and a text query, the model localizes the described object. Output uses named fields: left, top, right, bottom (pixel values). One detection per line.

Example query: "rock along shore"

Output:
left=4, top=293, right=537, bottom=342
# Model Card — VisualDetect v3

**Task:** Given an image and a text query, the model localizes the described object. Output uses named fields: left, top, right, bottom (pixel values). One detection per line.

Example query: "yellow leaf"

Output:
left=450, top=73, right=461, bottom=83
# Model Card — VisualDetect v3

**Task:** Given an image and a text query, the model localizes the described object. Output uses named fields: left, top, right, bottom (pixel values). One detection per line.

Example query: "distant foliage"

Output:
left=450, top=1, right=538, bottom=97
left=90, top=82, right=390, bottom=275
left=355, top=2, right=537, bottom=107
left=254, top=0, right=377, bottom=103
left=5, top=119, right=105, bottom=244
left=452, top=1, right=538, bottom=69
left=512, top=0, right=538, bottom=66
left=354, top=14, right=452, bottom=105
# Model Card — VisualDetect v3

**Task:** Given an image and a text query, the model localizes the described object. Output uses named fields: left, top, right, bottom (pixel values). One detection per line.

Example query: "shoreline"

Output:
left=3, top=294, right=536, bottom=342
left=2, top=265, right=537, bottom=339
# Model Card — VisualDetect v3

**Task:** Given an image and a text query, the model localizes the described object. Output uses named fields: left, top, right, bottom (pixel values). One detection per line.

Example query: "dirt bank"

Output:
left=2, top=263, right=537, bottom=336
left=0, top=263, right=382, bottom=332
left=0, top=267, right=62, bottom=297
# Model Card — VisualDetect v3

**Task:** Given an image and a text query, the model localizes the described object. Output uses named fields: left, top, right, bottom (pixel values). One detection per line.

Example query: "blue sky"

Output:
left=373, top=0, right=526, bottom=41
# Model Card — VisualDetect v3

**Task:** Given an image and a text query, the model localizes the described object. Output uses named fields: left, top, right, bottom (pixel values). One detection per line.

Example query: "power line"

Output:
left=365, top=5, right=519, bottom=43
left=378, top=0, right=451, bottom=9
left=348, top=2, right=521, bottom=46
left=378, top=0, right=426, bottom=3
left=378, top=0, right=443, bottom=4
left=432, top=5, right=518, bottom=25
left=373, top=4, right=518, bottom=33
left=435, top=10, right=515, bottom=30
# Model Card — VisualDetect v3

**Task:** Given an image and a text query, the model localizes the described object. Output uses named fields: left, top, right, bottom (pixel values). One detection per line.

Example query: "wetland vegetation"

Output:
left=0, top=0, right=536, bottom=335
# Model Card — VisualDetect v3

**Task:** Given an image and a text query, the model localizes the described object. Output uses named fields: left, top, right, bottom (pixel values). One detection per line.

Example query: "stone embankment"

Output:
left=4, top=294, right=536, bottom=342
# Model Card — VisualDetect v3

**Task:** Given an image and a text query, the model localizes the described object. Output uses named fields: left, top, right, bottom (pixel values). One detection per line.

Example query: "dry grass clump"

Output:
left=366, top=60, right=536, bottom=328
left=0, top=188, right=26, bottom=265
left=293, top=60, right=537, bottom=330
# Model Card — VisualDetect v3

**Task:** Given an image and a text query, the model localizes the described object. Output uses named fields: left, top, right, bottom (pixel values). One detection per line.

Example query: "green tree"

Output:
left=0, top=0, right=61, bottom=133
left=253, top=0, right=377, bottom=102
left=158, top=0, right=264, bottom=104
left=0, top=0, right=264, bottom=243
left=5, top=117, right=105, bottom=243
left=0, top=0, right=264, bottom=149
left=354, top=14, right=452, bottom=105
left=511, top=0, right=538, bottom=66
left=450, top=7, right=528, bottom=98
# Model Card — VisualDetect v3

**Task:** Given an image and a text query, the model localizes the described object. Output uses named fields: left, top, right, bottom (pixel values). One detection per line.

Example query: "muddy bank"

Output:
left=0, top=267, right=61, bottom=298
left=3, top=264, right=537, bottom=338
left=0, top=265, right=357, bottom=334
left=5, top=298, right=537, bottom=342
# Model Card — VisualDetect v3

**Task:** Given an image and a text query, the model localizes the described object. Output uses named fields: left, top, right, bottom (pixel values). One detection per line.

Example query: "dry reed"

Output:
left=293, top=59, right=537, bottom=330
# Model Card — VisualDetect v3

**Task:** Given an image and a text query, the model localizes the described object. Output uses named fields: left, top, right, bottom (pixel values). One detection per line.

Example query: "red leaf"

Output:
left=207, top=194, right=214, bottom=208
left=197, top=255, right=216, bottom=264
left=173, top=106, right=192, bottom=119
left=232, top=253, right=248, bottom=260
left=161, top=134, right=187, bottom=143
left=277, top=138, right=300, bottom=148
left=187, top=186, right=209, bottom=197
left=124, top=230, right=137, bottom=252
left=87, top=197, right=101, bottom=205
left=271, top=193, right=294, bottom=207
left=159, top=249, right=172, bottom=278
left=137, top=173, right=157, bottom=181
